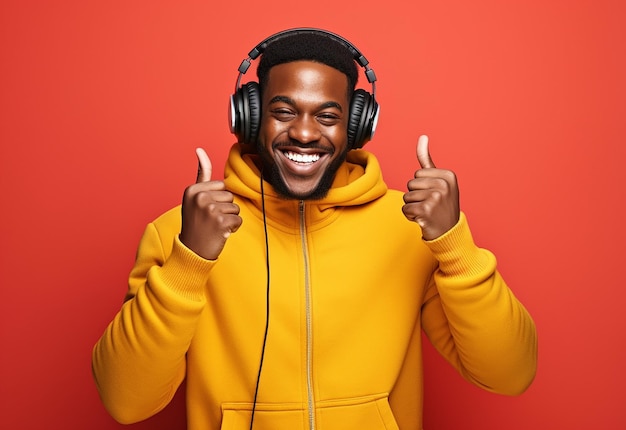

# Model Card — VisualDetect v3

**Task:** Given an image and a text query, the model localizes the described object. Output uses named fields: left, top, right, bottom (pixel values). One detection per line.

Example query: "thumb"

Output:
left=195, top=148, right=212, bottom=183
left=416, top=135, right=436, bottom=169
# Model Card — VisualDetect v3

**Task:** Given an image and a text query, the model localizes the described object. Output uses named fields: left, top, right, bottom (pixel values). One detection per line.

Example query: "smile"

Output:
left=283, top=151, right=321, bottom=164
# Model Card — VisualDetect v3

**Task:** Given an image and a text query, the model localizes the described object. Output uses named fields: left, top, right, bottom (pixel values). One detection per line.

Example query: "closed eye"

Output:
left=316, top=112, right=341, bottom=126
left=316, top=101, right=343, bottom=125
left=270, top=108, right=296, bottom=121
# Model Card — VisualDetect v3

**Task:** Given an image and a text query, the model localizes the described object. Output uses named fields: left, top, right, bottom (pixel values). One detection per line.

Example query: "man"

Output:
left=92, top=29, right=537, bottom=429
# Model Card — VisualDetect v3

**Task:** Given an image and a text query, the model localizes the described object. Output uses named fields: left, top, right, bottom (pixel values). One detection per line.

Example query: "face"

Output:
left=256, top=60, right=351, bottom=200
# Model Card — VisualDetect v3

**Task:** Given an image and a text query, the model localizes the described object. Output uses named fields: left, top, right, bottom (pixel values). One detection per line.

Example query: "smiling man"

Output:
left=255, top=43, right=355, bottom=200
left=93, top=29, right=537, bottom=430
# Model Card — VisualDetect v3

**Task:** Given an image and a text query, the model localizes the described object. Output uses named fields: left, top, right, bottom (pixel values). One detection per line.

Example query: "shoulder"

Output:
left=152, top=205, right=181, bottom=225
left=371, top=188, right=409, bottom=212
left=350, top=188, right=420, bottom=233
left=148, top=205, right=182, bottom=243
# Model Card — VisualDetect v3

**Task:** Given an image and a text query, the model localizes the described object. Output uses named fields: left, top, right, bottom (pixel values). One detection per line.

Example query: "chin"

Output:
left=257, top=140, right=348, bottom=201
left=276, top=178, right=332, bottom=200
left=264, top=168, right=332, bottom=200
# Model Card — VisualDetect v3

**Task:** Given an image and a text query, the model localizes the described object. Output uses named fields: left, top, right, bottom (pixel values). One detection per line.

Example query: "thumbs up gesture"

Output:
left=180, top=148, right=242, bottom=260
left=402, top=135, right=460, bottom=240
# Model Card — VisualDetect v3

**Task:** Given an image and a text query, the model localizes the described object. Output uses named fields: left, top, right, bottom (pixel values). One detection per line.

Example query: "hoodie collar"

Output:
left=224, top=143, right=388, bottom=228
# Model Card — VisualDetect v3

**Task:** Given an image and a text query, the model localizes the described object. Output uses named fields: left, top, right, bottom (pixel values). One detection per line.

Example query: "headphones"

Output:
left=229, top=28, right=380, bottom=149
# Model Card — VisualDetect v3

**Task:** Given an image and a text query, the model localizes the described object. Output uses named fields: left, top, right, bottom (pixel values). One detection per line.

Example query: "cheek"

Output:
left=259, top=119, right=287, bottom=144
left=326, top=124, right=349, bottom=149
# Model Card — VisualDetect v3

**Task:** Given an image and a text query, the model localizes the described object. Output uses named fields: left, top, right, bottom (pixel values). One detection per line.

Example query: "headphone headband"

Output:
left=235, top=27, right=377, bottom=90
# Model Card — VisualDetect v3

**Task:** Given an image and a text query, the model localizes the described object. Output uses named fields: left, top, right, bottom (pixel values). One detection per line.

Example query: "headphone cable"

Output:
left=250, top=169, right=271, bottom=430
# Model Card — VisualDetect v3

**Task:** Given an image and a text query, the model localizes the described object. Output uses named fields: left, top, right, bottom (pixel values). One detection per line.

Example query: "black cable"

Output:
left=250, top=170, right=270, bottom=430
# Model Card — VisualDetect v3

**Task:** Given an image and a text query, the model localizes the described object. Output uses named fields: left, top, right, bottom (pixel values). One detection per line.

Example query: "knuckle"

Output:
left=433, top=177, right=447, bottom=188
left=191, top=192, right=208, bottom=208
left=430, top=190, right=443, bottom=202
left=207, top=202, right=220, bottom=214
left=183, top=184, right=198, bottom=200
left=441, top=170, right=457, bottom=185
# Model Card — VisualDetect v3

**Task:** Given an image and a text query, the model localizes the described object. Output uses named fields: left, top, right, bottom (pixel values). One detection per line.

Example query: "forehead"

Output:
left=264, top=60, right=350, bottom=104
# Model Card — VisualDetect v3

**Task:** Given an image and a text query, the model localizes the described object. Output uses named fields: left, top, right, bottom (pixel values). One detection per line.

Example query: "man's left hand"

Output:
left=402, top=135, right=460, bottom=240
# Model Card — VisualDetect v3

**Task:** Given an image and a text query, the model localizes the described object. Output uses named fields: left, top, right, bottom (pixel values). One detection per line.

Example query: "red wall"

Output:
left=1, top=1, right=625, bottom=428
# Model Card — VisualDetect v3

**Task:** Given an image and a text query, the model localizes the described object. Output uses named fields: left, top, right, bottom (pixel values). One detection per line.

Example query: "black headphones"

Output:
left=229, top=28, right=380, bottom=149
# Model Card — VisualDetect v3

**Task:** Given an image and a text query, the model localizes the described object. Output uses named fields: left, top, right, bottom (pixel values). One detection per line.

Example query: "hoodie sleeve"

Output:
left=420, top=213, right=538, bottom=395
left=92, top=219, right=213, bottom=424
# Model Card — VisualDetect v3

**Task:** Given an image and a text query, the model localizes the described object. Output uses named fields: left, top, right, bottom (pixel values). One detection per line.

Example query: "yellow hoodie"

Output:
left=93, top=144, right=537, bottom=429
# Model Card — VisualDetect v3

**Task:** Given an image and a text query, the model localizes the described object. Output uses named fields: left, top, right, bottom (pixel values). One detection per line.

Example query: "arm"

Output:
left=420, top=214, right=537, bottom=395
left=404, top=135, right=537, bottom=394
left=92, top=148, right=242, bottom=423
left=92, top=221, right=211, bottom=423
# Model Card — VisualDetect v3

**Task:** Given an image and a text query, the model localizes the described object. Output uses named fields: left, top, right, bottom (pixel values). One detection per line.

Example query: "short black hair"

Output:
left=256, top=31, right=359, bottom=96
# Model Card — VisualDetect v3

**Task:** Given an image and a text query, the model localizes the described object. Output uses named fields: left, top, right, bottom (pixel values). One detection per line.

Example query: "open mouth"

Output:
left=283, top=151, right=321, bottom=164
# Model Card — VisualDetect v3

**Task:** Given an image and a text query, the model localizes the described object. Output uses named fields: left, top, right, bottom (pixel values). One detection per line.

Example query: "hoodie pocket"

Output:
left=221, top=394, right=399, bottom=430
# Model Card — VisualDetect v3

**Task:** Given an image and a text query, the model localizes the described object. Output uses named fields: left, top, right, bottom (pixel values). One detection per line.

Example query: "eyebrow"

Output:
left=268, top=96, right=343, bottom=112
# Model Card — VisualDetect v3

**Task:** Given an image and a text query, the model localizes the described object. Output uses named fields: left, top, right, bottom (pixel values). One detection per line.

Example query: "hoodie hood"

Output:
left=224, top=143, right=388, bottom=228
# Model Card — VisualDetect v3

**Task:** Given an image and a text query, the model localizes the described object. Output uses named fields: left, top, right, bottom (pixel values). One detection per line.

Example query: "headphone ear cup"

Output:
left=230, top=82, right=262, bottom=145
left=243, top=82, right=261, bottom=145
left=348, top=89, right=378, bottom=149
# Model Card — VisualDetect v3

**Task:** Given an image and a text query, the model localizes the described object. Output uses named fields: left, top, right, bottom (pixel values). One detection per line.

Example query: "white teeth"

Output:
left=284, top=151, right=320, bottom=163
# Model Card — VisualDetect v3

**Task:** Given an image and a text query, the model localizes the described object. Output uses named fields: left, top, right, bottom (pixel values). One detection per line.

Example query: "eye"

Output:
left=316, top=112, right=341, bottom=126
left=271, top=108, right=296, bottom=122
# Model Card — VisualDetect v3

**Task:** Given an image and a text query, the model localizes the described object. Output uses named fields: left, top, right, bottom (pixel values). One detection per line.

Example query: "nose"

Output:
left=288, top=114, right=321, bottom=144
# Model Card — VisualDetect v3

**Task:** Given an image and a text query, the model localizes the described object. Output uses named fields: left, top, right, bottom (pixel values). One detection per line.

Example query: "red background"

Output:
left=1, top=1, right=625, bottom=428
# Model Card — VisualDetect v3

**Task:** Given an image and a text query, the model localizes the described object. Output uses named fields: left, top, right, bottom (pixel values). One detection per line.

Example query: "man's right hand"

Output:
left=180, top=148, right=242, bottom=260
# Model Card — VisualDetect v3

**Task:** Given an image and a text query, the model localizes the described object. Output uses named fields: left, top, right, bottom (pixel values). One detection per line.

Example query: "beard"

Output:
left=255, top=139, right=349, bottom=200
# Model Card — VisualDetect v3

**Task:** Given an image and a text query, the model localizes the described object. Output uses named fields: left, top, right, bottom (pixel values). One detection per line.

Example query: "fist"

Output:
left=180, top=148, right=242, bottom=260
left=402, top=135, right=460, bottom=240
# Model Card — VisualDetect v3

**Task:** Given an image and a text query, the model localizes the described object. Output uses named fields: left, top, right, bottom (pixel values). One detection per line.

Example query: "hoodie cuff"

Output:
left=154, top=235, right=215, bottom=301
left=424, top=213, right=496, bottom=279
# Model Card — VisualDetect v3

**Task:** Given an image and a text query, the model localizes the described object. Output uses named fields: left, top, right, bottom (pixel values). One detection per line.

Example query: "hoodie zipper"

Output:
left=299, top=200, right=315, bottom=430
